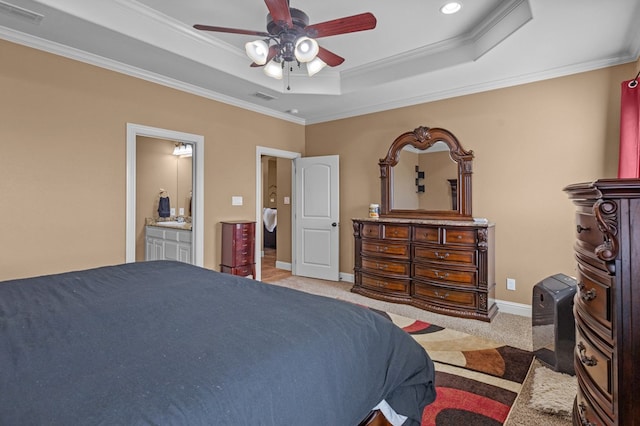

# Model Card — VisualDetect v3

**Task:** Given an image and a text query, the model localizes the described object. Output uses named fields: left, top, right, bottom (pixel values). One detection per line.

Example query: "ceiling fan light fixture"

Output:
left=440, top=2, right=462, bottom=15
left=245, top=39, right=270, bottom=65
left=264, top=59, right=283, bottom=80
left=294, top=36, right=319, bottom=63
left=307, top=57, right=327, bottom=77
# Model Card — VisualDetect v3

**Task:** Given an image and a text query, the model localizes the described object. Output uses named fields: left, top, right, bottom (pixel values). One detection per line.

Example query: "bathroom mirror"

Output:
left=380, top=126, right=473, bottom=220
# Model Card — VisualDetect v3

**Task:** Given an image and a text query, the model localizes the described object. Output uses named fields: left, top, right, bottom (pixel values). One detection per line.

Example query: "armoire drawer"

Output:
left=413, top=264, right=476, bottom=287
left=575, top=384, right=614, bottom=426
left=575, top=211, right=604, bottom=249
left=362, top=241, right=410, bottom=259
left=575, top=261, right=613, bottom=342
left=575, top=322, right=613, bottom=417
left=361, top=256, right=410, bottom=276
left=413, top=245, right=476, bottom=267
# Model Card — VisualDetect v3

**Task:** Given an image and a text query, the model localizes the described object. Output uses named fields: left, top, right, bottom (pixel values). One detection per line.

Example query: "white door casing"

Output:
left=294, top=155, right=340, bottom=281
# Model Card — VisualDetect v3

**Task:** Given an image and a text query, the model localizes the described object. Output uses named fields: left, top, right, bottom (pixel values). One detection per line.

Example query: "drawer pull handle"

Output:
left=577, top=402, right=596, bottom=426
left=577, top=282, right=597, bottom=302
left=377, top=246, right=389, bottom=252
left=434, top=251, right=449, bottom=260
left=576, top=225, right=591, bottom=233
left=577, top=342, right=598, bottom=367
left=434, top=271, right=450, bottom=279
left=434, top=290, right=450, bottom=299
left=376, top=263, right=388, bottom=270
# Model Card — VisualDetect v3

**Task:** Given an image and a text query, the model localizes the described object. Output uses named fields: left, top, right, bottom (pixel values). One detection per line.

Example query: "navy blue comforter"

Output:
left=0, top=261, right=435, bottom=425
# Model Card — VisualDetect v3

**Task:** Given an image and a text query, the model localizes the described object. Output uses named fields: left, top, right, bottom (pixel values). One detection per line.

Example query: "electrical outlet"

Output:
left=506, top=278, right=516, bottom=291
left=170, top=208, right=176, bottom=216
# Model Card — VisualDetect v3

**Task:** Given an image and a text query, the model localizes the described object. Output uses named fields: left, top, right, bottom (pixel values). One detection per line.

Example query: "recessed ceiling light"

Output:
left=286, top=109, right=299, bottom=115
left=440, top=2, right=462, bottom=15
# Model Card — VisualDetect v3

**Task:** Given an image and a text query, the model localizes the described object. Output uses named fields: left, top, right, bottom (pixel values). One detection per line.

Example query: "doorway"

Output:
left=126, top=123, right=204, bottom=266
left=255, top=147, right=300, bottom=281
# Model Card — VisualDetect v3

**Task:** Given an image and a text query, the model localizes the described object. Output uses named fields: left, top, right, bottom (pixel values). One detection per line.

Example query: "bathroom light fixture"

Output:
left=172, top=142, right=192, bottom=157
left=440, top=2, right=462, bottom=15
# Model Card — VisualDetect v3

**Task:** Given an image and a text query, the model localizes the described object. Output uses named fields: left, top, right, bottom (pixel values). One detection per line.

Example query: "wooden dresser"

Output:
left=565, top=179, right=640, bottom=425
left=352, top=217, right=497, bottom=322
left=220, top=221, right=256, bottom=278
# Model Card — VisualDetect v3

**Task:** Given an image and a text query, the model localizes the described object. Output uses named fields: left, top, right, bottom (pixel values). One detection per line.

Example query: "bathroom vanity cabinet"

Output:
left=145, top=225, right=192, bottom=263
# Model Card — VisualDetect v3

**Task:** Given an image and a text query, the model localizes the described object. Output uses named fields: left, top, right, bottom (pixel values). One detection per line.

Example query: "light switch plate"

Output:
left=170, top=208, right=176, bottom=216
left=232, top=196, right=243, bottom=206
left=284, top=196, right=290, bottom=205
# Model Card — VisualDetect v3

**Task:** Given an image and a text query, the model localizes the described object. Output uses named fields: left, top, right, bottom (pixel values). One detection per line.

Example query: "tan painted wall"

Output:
left=306, top=63, right=632, bottom=305
left=0, top=39, right=304, bottom=280
left=0, top=37, right=634, bottom=308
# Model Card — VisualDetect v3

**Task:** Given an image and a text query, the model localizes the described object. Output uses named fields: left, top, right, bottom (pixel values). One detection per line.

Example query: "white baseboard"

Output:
left=340, top=272, right=355, bottom=283
left=275, top=261, right=291, bottom=271
left=495, top=300, right=531, bottom=317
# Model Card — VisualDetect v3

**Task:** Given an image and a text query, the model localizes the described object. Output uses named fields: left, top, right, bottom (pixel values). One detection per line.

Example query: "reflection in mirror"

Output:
left=392, top=142, right=457, bottom=211
left=380, top=126, right=473, bottom=220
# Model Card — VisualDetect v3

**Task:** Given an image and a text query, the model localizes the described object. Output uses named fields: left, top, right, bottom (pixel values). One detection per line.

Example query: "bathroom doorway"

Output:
left=126, top=124, right=204, bottom=266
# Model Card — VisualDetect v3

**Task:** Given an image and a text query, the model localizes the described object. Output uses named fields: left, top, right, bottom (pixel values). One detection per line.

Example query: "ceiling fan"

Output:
left=193, top=0, right=377, bottom=80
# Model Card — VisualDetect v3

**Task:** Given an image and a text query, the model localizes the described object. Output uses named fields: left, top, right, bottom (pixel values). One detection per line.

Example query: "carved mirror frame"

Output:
left=380, top=126, right=474, bottom=220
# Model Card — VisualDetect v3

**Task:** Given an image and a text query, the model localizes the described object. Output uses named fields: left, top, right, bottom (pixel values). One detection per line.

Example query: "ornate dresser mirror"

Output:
left=379, top=126, right=474, bottom=220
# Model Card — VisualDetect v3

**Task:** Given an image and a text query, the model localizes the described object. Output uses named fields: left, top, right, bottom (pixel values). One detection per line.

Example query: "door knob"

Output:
left=331, top=222, right=337, bottom=227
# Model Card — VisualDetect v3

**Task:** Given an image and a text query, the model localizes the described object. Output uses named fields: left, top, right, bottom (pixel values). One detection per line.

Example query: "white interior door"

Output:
left=294, top=155, right=339, bottom=281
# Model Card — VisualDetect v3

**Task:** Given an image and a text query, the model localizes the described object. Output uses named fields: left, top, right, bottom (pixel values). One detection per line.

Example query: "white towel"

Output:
left=263, top=208, right=277, bottom=232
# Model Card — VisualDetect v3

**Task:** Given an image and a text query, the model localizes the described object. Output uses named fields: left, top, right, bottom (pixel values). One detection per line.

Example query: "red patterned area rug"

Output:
left=374, top=309, right=534, bottom=426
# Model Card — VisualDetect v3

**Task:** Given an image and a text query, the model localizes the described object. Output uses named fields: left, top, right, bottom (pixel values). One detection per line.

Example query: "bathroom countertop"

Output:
left=146, top=218, right=192, bottom=231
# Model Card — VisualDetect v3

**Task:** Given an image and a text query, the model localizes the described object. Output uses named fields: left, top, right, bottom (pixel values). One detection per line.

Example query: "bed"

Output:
left=0, top=261, right=435, bottom=425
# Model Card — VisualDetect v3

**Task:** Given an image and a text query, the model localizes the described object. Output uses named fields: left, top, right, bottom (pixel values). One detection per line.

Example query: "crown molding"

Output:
left=0, top=26, right=306, bottom=125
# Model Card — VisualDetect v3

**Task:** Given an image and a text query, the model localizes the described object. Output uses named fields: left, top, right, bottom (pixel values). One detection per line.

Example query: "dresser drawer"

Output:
left=362, top=241, right=410, bottom=259
left=575, top=322, right=613, bottom=416
left=575, top=261, right=613, bottom=341
left=413, top=264, right=476, bottom=287
left=413, top=226, right=439, bottom=243
left=413, top=245, right=476, bottom=266
left=360, top=272, right=410, bottom=295
left=361, top=223, right=381, bottom=239
left=382, top=224, right=410, bottom=240
left=412, top=281, right=477, bottom=309
left=443, top=228, right=476, bottom=245
left=362, top=256, right=410, bottom=276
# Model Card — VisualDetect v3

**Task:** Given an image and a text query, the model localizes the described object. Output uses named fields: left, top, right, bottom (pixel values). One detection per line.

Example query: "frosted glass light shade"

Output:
left=306, top=57, right=327, bottom=76
left=245, top=40, right=269, bottom=65
left=294, top=37, right=319, bottom=63
left=264, top=59, right=283, bottom=79
left=172, top=143, right=192, bottom=157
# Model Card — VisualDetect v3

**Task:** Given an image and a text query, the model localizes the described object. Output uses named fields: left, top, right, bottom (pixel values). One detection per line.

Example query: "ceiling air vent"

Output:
left=252, top=92, right=278, bottom=101
left=0, top=1, right=44, bottom=24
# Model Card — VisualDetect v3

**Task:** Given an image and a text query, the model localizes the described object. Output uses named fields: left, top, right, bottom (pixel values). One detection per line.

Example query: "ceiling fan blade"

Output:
left=317, top=47, right=345, bottom=67
left=193, top=24, right=269, bottom=37
left=264, top=0, right=293, bottom=28
left=250, top=45, right=279, bottom=67
left=305, top=12, right=377, bottom=38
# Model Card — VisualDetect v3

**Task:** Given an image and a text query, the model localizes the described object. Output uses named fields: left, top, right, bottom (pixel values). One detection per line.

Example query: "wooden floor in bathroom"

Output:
left=260, top=248, right=292, bottom=283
